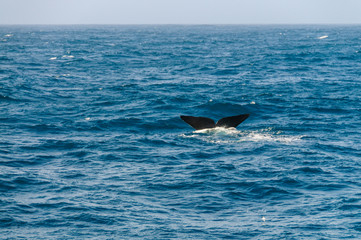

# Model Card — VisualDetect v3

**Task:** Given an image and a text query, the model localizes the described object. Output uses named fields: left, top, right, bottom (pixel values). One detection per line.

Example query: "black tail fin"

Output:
left=180, top=116, right=215, bottom=130
left=180, top=114, right=250, bottom=130
left=215, top=114, right=250, bottom=128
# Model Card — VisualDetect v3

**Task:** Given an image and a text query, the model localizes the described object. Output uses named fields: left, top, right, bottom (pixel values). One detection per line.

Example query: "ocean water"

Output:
left=1, top=25, right=361, bottom=239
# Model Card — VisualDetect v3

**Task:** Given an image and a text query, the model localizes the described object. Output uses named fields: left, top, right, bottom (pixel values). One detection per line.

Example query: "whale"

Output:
left=180, top=114, right=250, bottom=130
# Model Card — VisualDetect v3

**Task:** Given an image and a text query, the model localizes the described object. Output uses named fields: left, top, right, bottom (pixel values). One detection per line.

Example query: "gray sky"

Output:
left=1, top=0, right=361, bottom=25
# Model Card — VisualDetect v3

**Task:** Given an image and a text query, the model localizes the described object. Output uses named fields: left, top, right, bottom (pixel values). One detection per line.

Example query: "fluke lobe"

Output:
left=180, top=114, right=250, bottom=130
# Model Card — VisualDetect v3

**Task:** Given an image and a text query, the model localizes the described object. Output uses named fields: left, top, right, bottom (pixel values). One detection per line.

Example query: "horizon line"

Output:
left=1, top=23, right=361, bottom=26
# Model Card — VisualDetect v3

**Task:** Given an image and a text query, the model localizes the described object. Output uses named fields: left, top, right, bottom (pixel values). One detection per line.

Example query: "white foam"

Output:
left=49, top=57, right=57, bottom=60
left=4, top=34, right=13, bottom=37
left=181, top=128, right=304, bottom=144
left=62, top=55, right=74, bottom=58
left=243, top=132, right=303, bottom=143
left=318, top=35, right=328, bottom=39
left=195, top=127, right=238, bottom=134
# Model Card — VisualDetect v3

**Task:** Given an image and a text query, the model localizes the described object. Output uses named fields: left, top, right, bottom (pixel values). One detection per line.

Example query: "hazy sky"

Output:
left=1, top=0, right=361, bottom=25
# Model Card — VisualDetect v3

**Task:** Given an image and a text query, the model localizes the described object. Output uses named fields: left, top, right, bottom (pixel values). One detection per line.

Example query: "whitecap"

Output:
left=318, top=35, right=328, bottom=39
left=49, top=57, right=57, bottom=60
left=62, top=55, right=74, bottom=58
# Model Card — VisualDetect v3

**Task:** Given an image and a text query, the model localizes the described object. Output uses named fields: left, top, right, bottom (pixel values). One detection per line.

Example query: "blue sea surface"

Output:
left=1, top=25, right=361, bottom=239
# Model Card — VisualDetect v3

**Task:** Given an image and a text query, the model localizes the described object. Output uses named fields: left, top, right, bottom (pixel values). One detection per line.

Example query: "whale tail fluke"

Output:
left=180, top=114, right=249, bottom=130
left=215, top=114, right=250, bottom=128
left=180, top=116, right=215, bottom=130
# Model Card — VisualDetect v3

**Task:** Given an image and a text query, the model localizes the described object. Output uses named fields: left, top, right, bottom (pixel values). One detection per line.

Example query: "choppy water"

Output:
left=1, top=25, right=361, bottom=239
